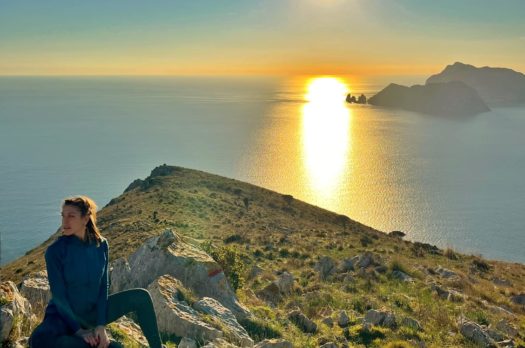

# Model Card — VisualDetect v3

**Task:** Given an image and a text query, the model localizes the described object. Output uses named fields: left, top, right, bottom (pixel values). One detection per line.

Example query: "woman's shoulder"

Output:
left=45, top=236, right=68, bottom=257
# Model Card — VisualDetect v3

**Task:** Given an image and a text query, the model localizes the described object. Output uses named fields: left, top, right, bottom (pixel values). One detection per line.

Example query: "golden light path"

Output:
left=301, top=77, right=352, bottom=206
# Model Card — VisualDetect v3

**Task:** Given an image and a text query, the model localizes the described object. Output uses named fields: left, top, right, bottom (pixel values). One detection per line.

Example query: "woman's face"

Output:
left=61, top=205, right=89, bottom=238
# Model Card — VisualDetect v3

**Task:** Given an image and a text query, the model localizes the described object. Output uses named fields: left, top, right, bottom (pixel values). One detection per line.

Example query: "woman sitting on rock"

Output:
left=29, top=196, right=165, bottom=348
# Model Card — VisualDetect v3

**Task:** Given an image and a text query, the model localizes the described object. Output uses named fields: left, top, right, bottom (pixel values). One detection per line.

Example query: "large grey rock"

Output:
left=1, top=281, right=34, bottom=343
left=110, top=315, right=148, bottom=347
left=431, top=284, right=464, bottom=302
left=510, top=293, right=525, bottom=305
left=274, top=272, right=294, bottom=295
left=459, top=321, right=496, bottom=347
left=314, top=256, right=336, bottom=280
left=255, top=283, right=281, bottom=305
left=110, top=229, right=250, bottom=319
left=147, top=275, right=223, bottom=344
left=179, top=337, right=198, bottom=348
left=288, top=310, right=317, bottom=333
left=20, top=271, right=51, bottom=319
left=356, top=252, right=379, bottom=269
left=363, top=309, right=396, bottom=329
left=402, top=317, right=422, bottom=331
left=435, top=266, right=458, bottom=279
left=338, top=256, right=359, bottom=272
left=495, top=319, right=518, bottom=338
left=337, top=310, right=350, bottom=328
left=254, top=339, right=292, bottom=348
left=201, top=338, right=239, bottom=348
left=193, top=298, right=253, bottom=347
left=392, top=270, right=413, bottom=282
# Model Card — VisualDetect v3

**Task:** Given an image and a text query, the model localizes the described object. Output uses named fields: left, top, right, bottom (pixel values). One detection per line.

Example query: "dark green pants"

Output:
left=29, top=288, right=163, bottom=348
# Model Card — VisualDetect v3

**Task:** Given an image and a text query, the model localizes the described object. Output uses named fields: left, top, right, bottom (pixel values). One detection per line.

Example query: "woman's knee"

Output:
left=132, top=288, right=153, bottom=304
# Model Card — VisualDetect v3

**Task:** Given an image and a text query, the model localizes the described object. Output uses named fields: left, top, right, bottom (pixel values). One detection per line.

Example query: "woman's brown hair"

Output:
left=63, top=196, right=103, bottom=247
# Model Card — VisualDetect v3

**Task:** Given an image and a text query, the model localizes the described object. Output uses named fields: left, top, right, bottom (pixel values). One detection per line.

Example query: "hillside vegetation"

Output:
left=2, top=164, right=524, bottom=347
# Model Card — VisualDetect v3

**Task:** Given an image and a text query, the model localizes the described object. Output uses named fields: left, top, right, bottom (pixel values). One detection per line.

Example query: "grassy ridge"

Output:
left=2, top=164, right=524, bottom=346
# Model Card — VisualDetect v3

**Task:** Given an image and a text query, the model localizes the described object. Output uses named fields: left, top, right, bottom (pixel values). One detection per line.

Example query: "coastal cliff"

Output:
left=2, top=164, right=525, bottom=347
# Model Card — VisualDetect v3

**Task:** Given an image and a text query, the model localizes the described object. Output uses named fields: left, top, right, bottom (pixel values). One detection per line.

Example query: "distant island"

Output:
left=427, top=62, right=525, bottom=105
left=365, top=62, right=525, bottom=116
left=368, top=80, right=490, bottom=116
left=2, top=164, right=525, bottom=347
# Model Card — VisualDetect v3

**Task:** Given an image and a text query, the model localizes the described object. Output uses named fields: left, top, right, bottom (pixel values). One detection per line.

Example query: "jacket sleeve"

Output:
left=45, top=245, right=81, bottom=333
left=96, top=239, right=109, bottom=326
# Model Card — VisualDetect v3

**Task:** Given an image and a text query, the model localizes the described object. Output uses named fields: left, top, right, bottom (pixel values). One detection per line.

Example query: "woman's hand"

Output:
left=94, top=325, right=110, bottom=348
left=75, top=328, right=98, bottom=347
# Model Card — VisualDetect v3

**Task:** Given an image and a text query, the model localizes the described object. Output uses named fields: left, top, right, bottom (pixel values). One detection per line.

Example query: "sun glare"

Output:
left=301, top=77, right=352, bottom=206
left=305, top=77, right=349, bottom=104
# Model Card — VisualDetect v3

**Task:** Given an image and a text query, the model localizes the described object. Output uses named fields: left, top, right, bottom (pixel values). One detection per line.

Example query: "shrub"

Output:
left=472, top=258, right=491, bottom=273
left=224, top=234, right=244, bottom=244
left=202, top=241, right=247, bottom=291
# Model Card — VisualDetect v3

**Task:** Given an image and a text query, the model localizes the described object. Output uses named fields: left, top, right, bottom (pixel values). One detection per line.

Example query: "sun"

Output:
left=305, top=77, right=349, bottom=104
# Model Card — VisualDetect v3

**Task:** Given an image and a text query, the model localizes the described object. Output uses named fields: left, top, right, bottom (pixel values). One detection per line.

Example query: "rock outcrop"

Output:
left=0, top=281, right=35, bottom=344
left=110, top=229, right=250, bottom=319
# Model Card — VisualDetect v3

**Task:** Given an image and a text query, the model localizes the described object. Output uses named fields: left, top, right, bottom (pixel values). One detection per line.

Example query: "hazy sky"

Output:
left=1, top=0, right=524, bottom=76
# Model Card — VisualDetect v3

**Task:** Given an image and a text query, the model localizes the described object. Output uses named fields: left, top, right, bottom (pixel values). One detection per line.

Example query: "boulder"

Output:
left=314, top=256, right=336, bottom=280
left=179, top=337, right=198, bottom=348
left=147, top=275, right=223, bottom=344
left=492, top=278, right=512, bottom=287
left=356, top=252, right=379, bottom=269
left=1, top=281, right=34, bottom=343
left=401, top=317, right=422, bottom=331
left=431, top=284, right=464, bottom=302
left=337, top=310, right=350, bottom=328
left=363, top=309, right=396, bottom=329
left=337, top=256, right=359, bottom=272
left=254, top=339, right=293, bottom=348
left=19, top=271, right=51, bottom=318
left=288, top=310, right=317, bottom=333
left=110, top=315, right=149, bottom=347
left=435, top=266, right=458, bottom=279
left=275, top=272, right=294, bottom=295
left=110, top=229, right=250, bottom=319
left=459, top=321, right=496, bottom=347
left=321, top=317, right=333, bottom=328
left=392, top=270, right=413, bottom=282
left=193, top=297, right=253, bottom=347
left=255, top=283, right=282, bottom=305
left=510, top=293, right=525, bottom=305
left=201, top=338, right=239, bottom=348
left=495, top=319, right=518, bottom=338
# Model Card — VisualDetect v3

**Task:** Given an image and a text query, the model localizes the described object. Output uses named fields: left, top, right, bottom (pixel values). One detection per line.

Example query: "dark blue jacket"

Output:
left=44, top=235, right=109, bottom=332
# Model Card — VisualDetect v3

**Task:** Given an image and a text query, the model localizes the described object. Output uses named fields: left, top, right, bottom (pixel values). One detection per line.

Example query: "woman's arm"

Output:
left=96, top=239, right=109, bottom=326
left=45, top=244, right=82, bottom=333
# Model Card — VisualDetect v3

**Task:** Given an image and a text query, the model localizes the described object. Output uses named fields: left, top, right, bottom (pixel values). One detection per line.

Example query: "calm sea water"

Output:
left=1, top=76, right=524, bottom=265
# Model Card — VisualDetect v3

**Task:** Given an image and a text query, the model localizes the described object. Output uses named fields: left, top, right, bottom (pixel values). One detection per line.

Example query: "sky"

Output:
left=1, top=0, right=524, bottom=76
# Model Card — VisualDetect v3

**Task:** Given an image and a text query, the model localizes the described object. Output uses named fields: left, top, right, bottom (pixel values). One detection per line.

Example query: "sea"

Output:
left=1, top=76, right=524, bottom=266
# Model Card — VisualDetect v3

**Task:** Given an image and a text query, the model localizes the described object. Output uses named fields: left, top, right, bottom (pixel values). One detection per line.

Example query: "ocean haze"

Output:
left=1, top=76, right=524, bottom=265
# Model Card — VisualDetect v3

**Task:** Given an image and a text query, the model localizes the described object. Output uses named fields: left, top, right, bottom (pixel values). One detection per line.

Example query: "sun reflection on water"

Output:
left=302, top=77, right=352, bottom=206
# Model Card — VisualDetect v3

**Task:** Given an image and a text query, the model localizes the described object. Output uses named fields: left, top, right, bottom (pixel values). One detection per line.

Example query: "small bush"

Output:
left=224, top=234, right=244, bottom=244
left=472, top=258, right=491, bottom=273
left=202, top=241, right=247, bottom=291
